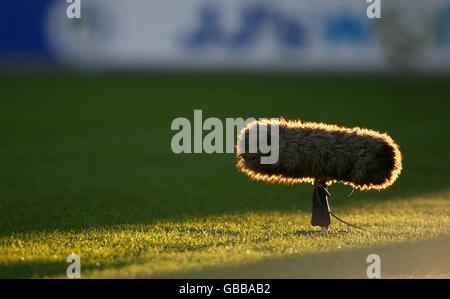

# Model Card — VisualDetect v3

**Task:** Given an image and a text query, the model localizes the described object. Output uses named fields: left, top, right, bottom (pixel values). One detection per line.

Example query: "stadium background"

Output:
left=2, top=0, right=450, bottom=71
left=1, top=0, right=450, bottom=278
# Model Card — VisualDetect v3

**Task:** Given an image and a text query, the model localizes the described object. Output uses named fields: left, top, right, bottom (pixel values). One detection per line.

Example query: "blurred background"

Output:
left=1, top=0, right=450, bottom=278
left=2, top=0, right=450, bottom=71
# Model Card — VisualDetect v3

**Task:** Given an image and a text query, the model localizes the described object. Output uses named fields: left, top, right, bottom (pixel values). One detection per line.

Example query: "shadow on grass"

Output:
left=295, top=229, right=351, bottom=236
left=2, top=228, right=449, bottom=278
left=164, top=236, right=450, bottom=279
left=0, top=261, right=66, bottom=279
left=0, top=260, right=129, bottom=279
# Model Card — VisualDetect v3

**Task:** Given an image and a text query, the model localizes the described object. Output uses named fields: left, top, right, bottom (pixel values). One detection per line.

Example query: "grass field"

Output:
left=0, top=72, right=449, bottom=278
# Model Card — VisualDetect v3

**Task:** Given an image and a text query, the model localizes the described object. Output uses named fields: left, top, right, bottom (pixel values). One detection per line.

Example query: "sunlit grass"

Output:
left=1, top=193, right=449, bottom=278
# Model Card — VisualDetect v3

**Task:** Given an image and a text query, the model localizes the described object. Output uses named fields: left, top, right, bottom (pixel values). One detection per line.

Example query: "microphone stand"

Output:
left=311, top=180, right=331, bottom=230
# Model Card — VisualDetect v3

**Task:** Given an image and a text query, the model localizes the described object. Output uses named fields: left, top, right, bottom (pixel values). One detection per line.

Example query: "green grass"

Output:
left=0, top=72, right=449, bottom=278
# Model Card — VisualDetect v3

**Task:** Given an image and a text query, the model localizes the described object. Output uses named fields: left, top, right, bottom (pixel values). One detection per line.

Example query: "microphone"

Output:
left=236, top=118, right=403, bottom=229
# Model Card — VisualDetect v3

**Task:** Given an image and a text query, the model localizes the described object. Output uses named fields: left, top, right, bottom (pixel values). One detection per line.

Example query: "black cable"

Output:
left=314, top=185, right=367, bottom=232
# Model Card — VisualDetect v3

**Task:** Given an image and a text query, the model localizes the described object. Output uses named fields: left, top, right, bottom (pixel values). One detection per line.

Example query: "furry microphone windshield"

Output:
left=236, top=118, right=403, bottom=229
